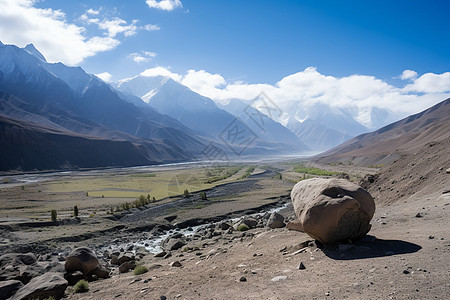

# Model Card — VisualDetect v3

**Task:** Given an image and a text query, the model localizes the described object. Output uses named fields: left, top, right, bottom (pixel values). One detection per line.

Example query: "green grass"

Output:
left=367, top=164, right=384, bottom=168
left=237, top=166, right=256, bottom=180
left=293, top=164, right=339, bottom=176
left=204, top=166, right=244, bottom=183
left=134, top=265, right=148, bottom=275
left=73, top=279, right=89, bottom=293
left=130, top=173, right=156, bottom=177
left=237, top=224, right=250, bottom=231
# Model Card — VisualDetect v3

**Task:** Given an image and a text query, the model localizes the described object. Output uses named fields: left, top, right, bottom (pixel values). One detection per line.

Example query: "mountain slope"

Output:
left=316, top=98, right=450, bottom=161
left=115, top=76, right=310, bottom=155
left=0, top=42, right=206, bottom=170
left=0, top=114, right=175, bottom=171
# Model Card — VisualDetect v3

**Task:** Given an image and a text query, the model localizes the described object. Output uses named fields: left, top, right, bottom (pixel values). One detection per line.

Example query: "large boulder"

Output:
left=10, top=272, right=68, bottom=300
left=65, top=247, right=99, bottom=275
left=290, top=178, right=375, bottom=244
left=0, top=280, right=23, bottom=300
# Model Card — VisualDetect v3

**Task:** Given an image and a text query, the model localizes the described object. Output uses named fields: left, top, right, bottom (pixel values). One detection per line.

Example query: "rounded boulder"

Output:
left=290, top=178, right=375, bottom=244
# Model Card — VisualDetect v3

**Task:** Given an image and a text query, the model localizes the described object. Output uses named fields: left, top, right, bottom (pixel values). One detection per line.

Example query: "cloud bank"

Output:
left=135, top=66, right=450, bottom=129
left=146, top=0, right=183, bottom=11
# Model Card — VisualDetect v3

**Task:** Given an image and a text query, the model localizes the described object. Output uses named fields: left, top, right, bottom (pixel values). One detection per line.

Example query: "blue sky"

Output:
left=8, top=0, right=448, bottom=84
left=1, top=0, right=450, bottom=128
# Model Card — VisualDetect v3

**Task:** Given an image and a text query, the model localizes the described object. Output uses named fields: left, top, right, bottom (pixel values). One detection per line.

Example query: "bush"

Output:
left=73, top=279, right=89, bottom=293
left=73, top=205, right=79, bottom=217
left=237, top=224, right=250, bottom=231
left=200, top=191, right=207, bottom=200
left=133, top=265, right=148, bottom=275
left=183, top=189, right=190, bottom=197
left=50, top=210, right=57, bottom=222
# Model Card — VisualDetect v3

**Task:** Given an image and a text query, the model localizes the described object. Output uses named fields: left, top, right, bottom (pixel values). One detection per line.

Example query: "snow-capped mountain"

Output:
left=115, top=75, right=310, bottom=155
left=0, top=42, right=206, bottom=170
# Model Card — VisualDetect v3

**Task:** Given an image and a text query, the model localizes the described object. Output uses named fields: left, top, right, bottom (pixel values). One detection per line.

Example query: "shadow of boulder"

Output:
left=321, top=235, right=422, bottom=260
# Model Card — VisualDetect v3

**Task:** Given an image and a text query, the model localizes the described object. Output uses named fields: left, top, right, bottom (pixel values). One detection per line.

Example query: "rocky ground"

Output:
left=1, top=143, right=449, bottom=299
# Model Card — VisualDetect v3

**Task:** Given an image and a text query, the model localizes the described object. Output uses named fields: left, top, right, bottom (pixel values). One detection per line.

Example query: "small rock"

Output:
left=119, top=261, right=136, bottom=273
left=11, top=272, right=68, bottom=300
left=403, top=270, right=410, bottom=274
left=428, top=235, right=435, bottom=239
left=165, top=238, right=186, bottom=251
left=446, top=168, right=450, bottom=174
left=154, top=251, right=167, bottom=258
left=298, top=262, right=306, bottom=270
left=65, top=247, right=99, bottom=275
left=325, top=292, right=330, bottom=296
left=160, top=296, right=167, bottom=300
left=0, top=280, right=23, bottom=300
left=415, top=213, right=423, bottom=218
left=239, top=276, right=247, bottom=282
left=170, top=261, right=182, bottom=268
left=266, top=212, right=286, bottom=229
left=271, top=276, right=287, bottom=282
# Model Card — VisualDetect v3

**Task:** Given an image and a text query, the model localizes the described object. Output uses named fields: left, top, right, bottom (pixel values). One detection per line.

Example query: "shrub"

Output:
left=73, top=205, right=79, bottom=217
left=50, top=210, right=57, bottom=222
left=183, top=189, right=190, bottom=197
left=21, top=185, right=25, bottom=190
left=200, top=191, right=207, bottom=200
left=237, top=224, right=250, bottom=231
left=152, top=197, right=156, bottom=201
left=73, top=279, right=89, bottom=293
left=133, top=265, right=148, bottom=275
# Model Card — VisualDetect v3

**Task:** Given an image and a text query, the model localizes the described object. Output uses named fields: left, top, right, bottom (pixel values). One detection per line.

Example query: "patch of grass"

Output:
left=293, top=164, right=339, bottom=176
left=73, top=279, right=89, bottom=293
left=238, top=166, right=256, bottom=180
left=50, top=210, right=57, bottom=222
left=367, top=164, right=384, bottom=168
left=134, top=265, right=148, bottom=275
left=204, top=166, right=244, bottom=183
left=237, top=224, right=250, bottom=231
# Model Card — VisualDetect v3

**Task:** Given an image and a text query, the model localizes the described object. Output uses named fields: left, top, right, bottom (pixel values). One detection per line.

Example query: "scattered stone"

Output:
left=267, top=212, right=286, bottom=229
left=403, top=270, right=410, bottom=274
left=0, top=253, right=37, bottom=268
left=10, top=272, right=67, bottom=300
left=239, top=276, right=247, bottom=282
left=271, top=276, right=287, bottom=282
left=65, top=247, right=99, bottom=275
left=111, top=253, right=134, bottom=265
left=241, top=217, right=258, bottom=229
left=154, top=251, right=167, bottom=258
left=0, top=280, right=23, bottom=300
left=291, top=178, right=375, bottom=244
left=325, top=292, right=330, bottom=296
left=165, top=238, right=186, bottom=251
left=429, top=235, right=435, bottom=239
left=119, top=261, right=136, bottom=273
left=219, top=222, right=231, bottom=230
left=298, top=262, right=306, bottom=270
left=279, top=246, right=287, bottom=252
left=170, top=261, right=183, bottom=268
left=160, top=296, right=167, bottom=300
left=65, top=270, right=84, bottom=286
left=446, top=168, right=450, bottom=174
left=89, top=265, right=110, bottom=279
left=415, top=213, right=423, bottom=218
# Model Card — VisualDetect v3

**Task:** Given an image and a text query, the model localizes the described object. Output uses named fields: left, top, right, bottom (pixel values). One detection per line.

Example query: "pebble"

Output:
left=239, top=276, right=247, bottom=282
left=325, top=292, right=330, bottom=296
left=403, top=270, right=410, bottom=274
left=271, top=276, right=287, bottom=282
left=298, top=262, right=306, bottom=270
left=160, top=296, right=167, bottom=300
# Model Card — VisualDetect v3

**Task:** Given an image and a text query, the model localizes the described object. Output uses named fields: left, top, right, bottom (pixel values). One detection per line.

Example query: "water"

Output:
left=131, top=202, right=290, bottom=253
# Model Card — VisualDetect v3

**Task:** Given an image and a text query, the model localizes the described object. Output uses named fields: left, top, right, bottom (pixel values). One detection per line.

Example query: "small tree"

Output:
left=200, top=191, right=207, bottom=200
left=183, top=189, right=190, bottom=198
left=51, top=210, right=57, bottom=222
left=73, top=205, right=79, bottom=217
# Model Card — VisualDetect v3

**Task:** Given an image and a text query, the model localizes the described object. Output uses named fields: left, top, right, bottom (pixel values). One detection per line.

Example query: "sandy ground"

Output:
left=67, top=190, right=450, bottom=300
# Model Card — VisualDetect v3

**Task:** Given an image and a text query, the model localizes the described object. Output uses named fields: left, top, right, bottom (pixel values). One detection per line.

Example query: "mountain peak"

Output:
left=24, top=43, right=46, bottom=62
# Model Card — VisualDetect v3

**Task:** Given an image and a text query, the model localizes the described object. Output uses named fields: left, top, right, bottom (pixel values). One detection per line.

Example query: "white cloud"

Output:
left=97, top=17, right=138, bottom=38
left=86, top=8, right=99, bottom=15
left=0, top=0, right=118, bottom=65
left=169, top=67, right=450, bottom=129
left=95, top=71, right=112, bottom=82
left=400, top=69, right=418, bottom=80
left=140, top=66, right=182, bottom=81
left=128, top=51, right=157, bottom=63
left=404, top=72, right=450, bottom=93
left=146, top=0, right=182, bottom=11
left=141, top=24, right=160, bottom=31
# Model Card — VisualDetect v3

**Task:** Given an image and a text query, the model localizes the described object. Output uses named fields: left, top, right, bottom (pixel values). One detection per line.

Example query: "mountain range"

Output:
left=315, top=97, right=450, bottom=164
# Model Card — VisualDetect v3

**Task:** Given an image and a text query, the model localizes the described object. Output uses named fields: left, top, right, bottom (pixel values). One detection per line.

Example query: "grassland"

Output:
left=292, top=163, right=340, bottom=176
